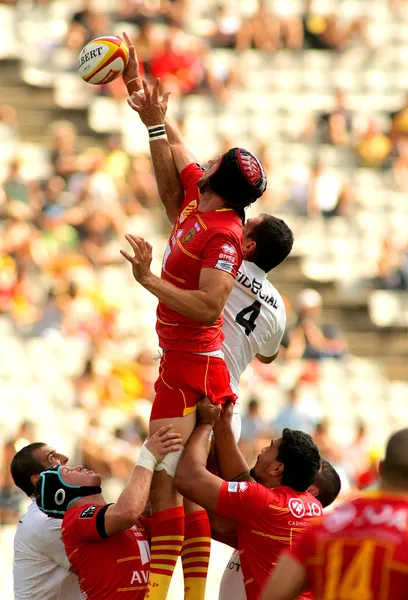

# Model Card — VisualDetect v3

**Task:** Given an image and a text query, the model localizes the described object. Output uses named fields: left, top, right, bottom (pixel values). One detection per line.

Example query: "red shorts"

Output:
left=150, top=351, right=237, bottom=421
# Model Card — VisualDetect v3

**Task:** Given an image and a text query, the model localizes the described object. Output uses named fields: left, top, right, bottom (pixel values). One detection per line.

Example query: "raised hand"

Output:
left=127, top=78, right=171, bottom=128
left=122, top=31, right=140, bottom=86
left=146, top=425, right=183, bottom=462
left=120, top=234, right=153, bottom=284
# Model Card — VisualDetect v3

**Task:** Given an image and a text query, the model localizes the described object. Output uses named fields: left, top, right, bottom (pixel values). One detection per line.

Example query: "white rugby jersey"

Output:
left=13, top=501, right=81, bottom=600
left=222, top=260, right=286, bottom=396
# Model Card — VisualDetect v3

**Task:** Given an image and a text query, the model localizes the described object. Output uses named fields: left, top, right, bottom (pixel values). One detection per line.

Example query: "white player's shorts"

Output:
left=218, top=549, right=245, bottom=600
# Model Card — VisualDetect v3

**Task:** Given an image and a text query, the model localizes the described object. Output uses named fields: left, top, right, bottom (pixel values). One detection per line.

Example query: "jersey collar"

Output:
left=244, top=260, right=267, bottom=280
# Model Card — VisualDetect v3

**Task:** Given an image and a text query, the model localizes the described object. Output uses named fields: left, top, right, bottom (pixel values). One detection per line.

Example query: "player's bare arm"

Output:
left=174, top=399, right=224, bottom=512
left=256, top=350, right=279, bottom=364
left=104, top=425, right=182, bottom=536
left=213, top=403, right=254, bottom=482
left=123, top=32, right=184, bottom=224
left=260, top=553, right=307, bottom=600
left=121, top=235, right=235, bottom=325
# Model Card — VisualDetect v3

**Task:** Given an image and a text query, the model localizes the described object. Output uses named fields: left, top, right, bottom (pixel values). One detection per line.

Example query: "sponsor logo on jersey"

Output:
left=80, top=505, right=98, bottom=519
left=216, top=260, right=234, bottom=274
left=183, top=228, right=195, bottom=243
left=288, top=498, right=305, bottom=518
left=194, top=223, right=201, bottom=232
left=239, top=482, right=249, bottom=492
left=222, top=244, right=236, bottom=255
left=228, top=482, right=239, bottom=492
left=218, top=253, right=235, bottom=262
left=236, top=270, right=279, bottom=308
left=130, top=570, right=149, bottom=585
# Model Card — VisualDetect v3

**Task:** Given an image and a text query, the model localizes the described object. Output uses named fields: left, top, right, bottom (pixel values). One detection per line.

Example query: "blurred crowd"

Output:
left=1, top=0, right=407, bottom=525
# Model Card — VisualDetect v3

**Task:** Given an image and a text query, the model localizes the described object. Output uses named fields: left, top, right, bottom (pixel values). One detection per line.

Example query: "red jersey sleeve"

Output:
left=201, top=232, right=243, bottom=278
left=216, top=481, right=268, bottom=524
left=63, top=504, right=110, bottom=543
left=179, top=163, right=205, bottom=194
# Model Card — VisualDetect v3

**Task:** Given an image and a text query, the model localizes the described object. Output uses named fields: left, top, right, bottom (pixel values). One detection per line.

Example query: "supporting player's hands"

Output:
left=127, top=78, right=170, bottom=128
left=120, top=234, right=153, bottom=285
left=197, top=397, right=222, bottom=427
left=122, top=31, right=140, bottom=86
left=213, top=402, right=234, bottom=432
left=146, top=425, right=183, bottom=462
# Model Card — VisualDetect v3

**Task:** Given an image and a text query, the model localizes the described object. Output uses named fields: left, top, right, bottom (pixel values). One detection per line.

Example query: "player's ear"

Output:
left=31, top=473, right=40, bottom=492
left=243, top=237, right=256, bottom=256
left=270, top=460, right=283, bottom=478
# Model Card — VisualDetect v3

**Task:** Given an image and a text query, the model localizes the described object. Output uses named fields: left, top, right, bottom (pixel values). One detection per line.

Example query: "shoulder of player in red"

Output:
left=291, top=491, right=408, bottom=567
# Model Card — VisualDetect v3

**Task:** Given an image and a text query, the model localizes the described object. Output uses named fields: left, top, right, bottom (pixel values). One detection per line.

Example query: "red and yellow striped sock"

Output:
left=147, top=506, right=185, bottom=600
left=181, top=510, right=211, bottom=600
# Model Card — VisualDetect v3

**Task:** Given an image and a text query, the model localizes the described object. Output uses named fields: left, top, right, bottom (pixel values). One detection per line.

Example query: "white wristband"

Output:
left=136, top=442, right=158, bottom=473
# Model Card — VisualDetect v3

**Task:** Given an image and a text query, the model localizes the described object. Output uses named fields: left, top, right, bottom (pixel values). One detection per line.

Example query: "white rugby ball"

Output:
left=77, top=36, right=129, bottom=85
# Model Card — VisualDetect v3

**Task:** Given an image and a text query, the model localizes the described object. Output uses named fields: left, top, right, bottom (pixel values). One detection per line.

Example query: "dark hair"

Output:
left=248, top=214, right=294, bottom=272
left=10, top=443, right=47, bottom=497
left=314, top=459, right=341, bottom=508
left=277, top=429, right=320, bottom=492
left=382, top=428, right=408, bottom=488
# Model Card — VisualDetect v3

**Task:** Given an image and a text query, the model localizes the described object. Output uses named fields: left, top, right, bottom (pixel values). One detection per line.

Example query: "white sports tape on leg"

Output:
left=154, top=446, right=184, bottom=477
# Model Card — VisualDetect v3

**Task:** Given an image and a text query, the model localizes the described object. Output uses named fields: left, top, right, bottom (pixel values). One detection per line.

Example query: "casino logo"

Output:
left=183, top=228, right=195, bottom=243
left=288, top=498, right=305, bottom=518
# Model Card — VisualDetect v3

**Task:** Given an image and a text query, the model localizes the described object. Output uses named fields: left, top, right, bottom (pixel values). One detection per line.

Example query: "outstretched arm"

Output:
left=174, top=402, right=224, bottom=513
left=121, top=235, right=236, bottom=325
left=213, top=404, right=254, bottom=482
left=104, top=425, right=182, bottom=536
left=122, top=32, right=184, bottom=224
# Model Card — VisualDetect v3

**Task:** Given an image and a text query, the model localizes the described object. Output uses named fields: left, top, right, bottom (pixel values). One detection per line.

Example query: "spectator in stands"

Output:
left=273, top=385, right=315, bottom=436
left=0, top=104, right=19, bottom=143
left=241, top=398, right=265, bottom=443
left=320, top=89, right=353, bottom=146
left=207, top=4, right=240, bottom=49
left=302, top=0, right=368, bottom=51
left=287, top=289, right=347, bottom=360
left=287, top=161, right=348, bottom=218
left=236, top=0, right=281, bottom=51
left=49, top=121, right=81, bottom=182
left=356, top=118, right=392, bottom=168
left=3, top=158, right=29, bottom=206
left=373, top=239, right=408, bottom=290
left=149, top=27, right=203, bottom=95
left=389, top=93, right=408, bottom=145
left=393, top=139, right=408, bottom=192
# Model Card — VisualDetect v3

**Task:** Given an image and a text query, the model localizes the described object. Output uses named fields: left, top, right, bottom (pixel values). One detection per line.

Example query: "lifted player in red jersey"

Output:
left=35, top=426, right=182, bottom=600
left=175, top=399, right=324, bottom=600
left=261, top=427, right=408, bottom=600
left=121, top=33, right=268, bottom=600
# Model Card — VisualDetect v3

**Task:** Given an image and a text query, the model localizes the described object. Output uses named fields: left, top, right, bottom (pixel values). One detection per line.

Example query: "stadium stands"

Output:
left=1, top=0, right=408, bottom=597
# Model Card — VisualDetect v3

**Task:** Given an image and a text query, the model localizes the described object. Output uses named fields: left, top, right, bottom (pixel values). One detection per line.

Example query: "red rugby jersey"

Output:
left=156, top=163, right=243, bottom=352
left=216, top=481, right=322, bottom=600
left=291, top=492, right=408, bottom=600
left=62, top=504, right=150, bottom=599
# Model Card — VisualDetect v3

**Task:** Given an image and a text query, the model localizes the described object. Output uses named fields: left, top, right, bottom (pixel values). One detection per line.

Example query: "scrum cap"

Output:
left=36, top=465, right=101, bottom=518
left=206, top=148, right=267, bottom=207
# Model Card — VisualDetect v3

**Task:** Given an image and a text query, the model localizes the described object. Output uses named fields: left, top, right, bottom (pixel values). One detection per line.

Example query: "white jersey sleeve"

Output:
left=222, top=261, right=286, bottom=396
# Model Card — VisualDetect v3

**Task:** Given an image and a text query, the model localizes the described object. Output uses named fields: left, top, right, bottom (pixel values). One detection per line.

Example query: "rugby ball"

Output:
left=77, top=36, right=129, bottom=85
